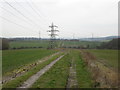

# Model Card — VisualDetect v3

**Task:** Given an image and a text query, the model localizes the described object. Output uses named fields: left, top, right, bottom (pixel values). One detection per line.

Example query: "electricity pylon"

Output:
left=39, top=31, right=41, bottom=40
left=47, top=23, right=59, bottom=49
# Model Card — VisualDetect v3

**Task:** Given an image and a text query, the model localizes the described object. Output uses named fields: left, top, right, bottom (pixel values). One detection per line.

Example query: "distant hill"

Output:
left=1, top=36, right=119, bottom=42
left=80, top=36, right=120, bottom=42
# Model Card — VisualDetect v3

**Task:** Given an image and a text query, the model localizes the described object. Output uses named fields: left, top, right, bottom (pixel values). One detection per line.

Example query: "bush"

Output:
left=0, top=38, right=2, bottom=50
left=98, top=38, right=120, bottom=50
left=2, top=38, right=9, bottom=50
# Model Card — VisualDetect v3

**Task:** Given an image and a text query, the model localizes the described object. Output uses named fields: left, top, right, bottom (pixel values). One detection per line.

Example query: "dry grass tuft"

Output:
left=80, top=50, right=118, bottom=88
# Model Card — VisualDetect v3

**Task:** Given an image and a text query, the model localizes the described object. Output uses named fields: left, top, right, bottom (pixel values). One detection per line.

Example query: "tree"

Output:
left=2, top=38, right=9, bottom=50
left=98, top=38, right=120, bottom=50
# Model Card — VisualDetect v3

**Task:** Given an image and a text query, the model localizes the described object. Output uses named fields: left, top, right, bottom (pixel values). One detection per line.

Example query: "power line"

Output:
left=28, top=0, right=52, bottom=24
left=3, top=0, right=44, bottom=30
left=26, top=0, right=41, bottom=19
left=0, top=16, right=37, bottom=34
left=25, top=0, right=49, bottom=26
left=12, top=0, right=47, bottom=28
left=0, top=6, right=36, bottom=27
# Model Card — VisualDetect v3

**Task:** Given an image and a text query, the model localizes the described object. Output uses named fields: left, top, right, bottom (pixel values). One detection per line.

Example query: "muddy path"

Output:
left=2, top=52, right=61, bottom=84
left=17, top=54, right=65, bottom=88
left=66, top=59, right=78, bottom=88
left=80, top=50, right=118, bottom=88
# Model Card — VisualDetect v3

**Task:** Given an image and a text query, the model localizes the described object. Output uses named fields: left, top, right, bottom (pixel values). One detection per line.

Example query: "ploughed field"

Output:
left=2, top=48, right=118, bottom=88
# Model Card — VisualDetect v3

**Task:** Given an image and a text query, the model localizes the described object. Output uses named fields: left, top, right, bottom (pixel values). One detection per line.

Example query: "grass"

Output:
left=0, top=51, right=1, bottom=90
left=2, top=48, right=94, bottom=88
left=10, top=40, right=49, bottom=48
left=31, top=54, right=70, bottom=88
left=31, top=50, right=93, bottom=88
left=63, top=41, right=102, bottom=48
left=69, top=50, right=93, bottom=88
left=2, top=49, right=57, bottom=75
left=86, top=49, right=118, bottom=69
left=3, top=53, right=64, bottom=88
left=9, top=40, right=102, bottom=49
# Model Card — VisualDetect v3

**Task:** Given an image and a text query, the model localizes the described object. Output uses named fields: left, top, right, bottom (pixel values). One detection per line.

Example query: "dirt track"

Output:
left=2, top=52, right=60, bottom=84
left=18, top=55, right=65, bottom=88
left=66, top=59, right=78, bottom=88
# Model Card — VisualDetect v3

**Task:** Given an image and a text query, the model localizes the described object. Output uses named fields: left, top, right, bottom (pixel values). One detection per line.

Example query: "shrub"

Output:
left=2, top=38, right=9, bottom=50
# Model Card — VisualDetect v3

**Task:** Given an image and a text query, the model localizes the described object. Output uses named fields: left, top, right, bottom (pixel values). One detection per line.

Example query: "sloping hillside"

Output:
left=98, top=38, right=120, bottom=49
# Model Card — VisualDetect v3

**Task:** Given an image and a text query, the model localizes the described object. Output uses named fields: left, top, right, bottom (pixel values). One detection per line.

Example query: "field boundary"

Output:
left=81, top=50, right=118, bottom=88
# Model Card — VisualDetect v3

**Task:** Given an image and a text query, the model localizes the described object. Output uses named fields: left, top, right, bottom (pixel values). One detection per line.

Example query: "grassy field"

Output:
left=0, top=51, right=1, bottom=89
left=2, top=49, right=93, bottom=88
left=63, top=41, right=102, bottom=48
left=32, top=54, right=70, bottom=88
left=10, top=40, right=49, bottom=48
left=86, top=49, right=118, bottom=69
left=3, top=53, right=64, bottom=88
left=9, top=40, right=102, bottom=49
left=69, top=50, right=93, bottom=88
left=31, top=50, right=92, bottom=88
left=2, top=49, right=57, bottom=75
left=3, top=48, right=118, bottom=88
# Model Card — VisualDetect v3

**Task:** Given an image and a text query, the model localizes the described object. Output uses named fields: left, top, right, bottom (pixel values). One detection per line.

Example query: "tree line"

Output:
left=97, top=38, right=120, bottom=50
left=0, top=38, right=119, bottom=50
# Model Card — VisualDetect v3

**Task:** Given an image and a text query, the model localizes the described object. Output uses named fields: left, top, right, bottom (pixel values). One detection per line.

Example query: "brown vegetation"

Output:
left=80, top=50, right=118, bottom=88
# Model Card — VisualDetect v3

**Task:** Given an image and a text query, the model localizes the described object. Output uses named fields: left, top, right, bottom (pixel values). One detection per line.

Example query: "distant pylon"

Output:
left=47, top=23, right=59, bottom=49
left=92, top=33, right=94, bottom=41
left=39, top=31, right=41, bottom=40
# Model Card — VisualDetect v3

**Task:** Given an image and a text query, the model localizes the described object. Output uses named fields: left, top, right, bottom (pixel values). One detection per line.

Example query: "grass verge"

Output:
left=69, top=50, right=93, bottom=88
left=86, top=49, right=118, bottom=69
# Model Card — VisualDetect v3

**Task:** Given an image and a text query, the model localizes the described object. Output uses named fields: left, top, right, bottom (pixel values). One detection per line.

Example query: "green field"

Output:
left=32, top=54, right=70, bottom=88
left=2, top=49, right=57, bottom=75
left=3, top=53, right=64, bottom=88
left=86, top=49, right=118, bottom=69
left=9, top=40, right=102, bottom=49
left=10, top=40, right=49, bottom=48
left=69, top=50, right=92, bottom=88
left=0, top=51, right=2, bottom=89
left=63, top=41, right=102, bottom=48
left=2, top=48, right=118, bottom=88
left=31, top=50, right=92, bottom=88
left=2, top=49, right=93, bottom=88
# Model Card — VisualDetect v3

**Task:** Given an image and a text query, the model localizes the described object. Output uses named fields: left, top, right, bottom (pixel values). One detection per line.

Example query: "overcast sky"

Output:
left=0, top=0, right=119, bottom=38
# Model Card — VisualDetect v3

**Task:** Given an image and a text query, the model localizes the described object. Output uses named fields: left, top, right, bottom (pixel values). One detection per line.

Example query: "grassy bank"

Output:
left=86, top=49, right=118, bottom=69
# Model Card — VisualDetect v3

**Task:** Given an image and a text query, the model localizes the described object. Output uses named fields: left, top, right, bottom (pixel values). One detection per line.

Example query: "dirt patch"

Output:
left=80, top=50, right=119, bottom=88
left=2, top=52, right=60, bottom=84
left=66, top=59, right=78, bottom=88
